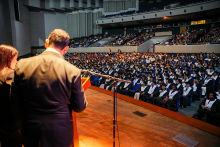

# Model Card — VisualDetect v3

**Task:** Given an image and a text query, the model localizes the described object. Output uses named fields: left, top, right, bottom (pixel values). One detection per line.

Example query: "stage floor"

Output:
left=76, top=88, right=220, bottom=147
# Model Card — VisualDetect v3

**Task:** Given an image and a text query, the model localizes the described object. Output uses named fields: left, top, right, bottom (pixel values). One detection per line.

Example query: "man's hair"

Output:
left=48, top=29, right=70, bottom=50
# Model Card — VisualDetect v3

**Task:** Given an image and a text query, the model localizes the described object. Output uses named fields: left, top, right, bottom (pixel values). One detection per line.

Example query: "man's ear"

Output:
left=62, top=46, right=69, bottom=55
left=45, top=39, right=49, bottom=48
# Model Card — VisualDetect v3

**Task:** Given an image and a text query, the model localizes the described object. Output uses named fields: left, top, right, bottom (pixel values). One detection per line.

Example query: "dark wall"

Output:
left=0, top=0, right=13, bottom=45
left=102, top=28, right=124, bottom=35
left=102, top=22, right=220, bottom=36
left=102, top=26, right=180, bottom=35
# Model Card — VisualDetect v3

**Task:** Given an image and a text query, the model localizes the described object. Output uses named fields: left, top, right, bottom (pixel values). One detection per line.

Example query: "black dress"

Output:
left=0, top=69, right=22, bottom=147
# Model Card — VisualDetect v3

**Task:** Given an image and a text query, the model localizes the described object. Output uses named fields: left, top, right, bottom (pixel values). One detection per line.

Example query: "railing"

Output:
left=155, top=44, right=220, bottom=53
left=31, top=46, right=138, bottom=54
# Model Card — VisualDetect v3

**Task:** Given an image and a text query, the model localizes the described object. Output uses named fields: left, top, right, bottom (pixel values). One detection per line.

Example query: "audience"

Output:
left=62, top=51, right=220, bottom=126
left=164, top=26, right=220, bottom=45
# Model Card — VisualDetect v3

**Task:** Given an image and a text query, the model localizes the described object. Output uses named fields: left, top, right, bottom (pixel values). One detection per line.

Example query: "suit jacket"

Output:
left=205, top=79, right=213, bottom=95
left=176, top=84, right=183, bottom=94
left=195, top=83, right=201, bottom=94
left=120, top=82, right=132, bottom=90
left=10, top=51, right=87, bottom=146
left=168, top=90, right=179, bottom=101
left=0, top=69, right=18, bottom=130
left=145, top=86, right=159, bottom=97
left=158, top=90, right=168, bottom=99
left=199, top=98, right=220, bottom=113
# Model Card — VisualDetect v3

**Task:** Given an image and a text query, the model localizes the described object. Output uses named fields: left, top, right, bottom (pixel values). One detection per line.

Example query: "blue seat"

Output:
left=129, top=83, right=142, bottom=93
left=190, top=94, right=193, bottom=104
left=177, top=90, right=181, bottom=110
left=213, top=79, right=215, bottom=91
left=91, top=76, right=99, bottom=86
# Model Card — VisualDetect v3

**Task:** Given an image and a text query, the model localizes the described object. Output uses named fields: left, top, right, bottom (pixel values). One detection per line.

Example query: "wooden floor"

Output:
left=76, top=88, right=220, bottom=147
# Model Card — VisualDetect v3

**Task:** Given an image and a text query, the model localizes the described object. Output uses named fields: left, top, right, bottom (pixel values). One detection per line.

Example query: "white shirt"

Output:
left=45, top=48, right=62, bottom=55
left=193, top=83, right=197, bottom=92
left=148, top=85, right=156, bottom=94
left=205, top=99, right=217, bottom=108
left=183, top=87, right=192, bottom=95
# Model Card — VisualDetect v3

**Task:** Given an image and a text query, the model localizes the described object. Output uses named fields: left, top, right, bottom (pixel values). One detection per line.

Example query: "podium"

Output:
left=72, top=78, right=91, bottom=147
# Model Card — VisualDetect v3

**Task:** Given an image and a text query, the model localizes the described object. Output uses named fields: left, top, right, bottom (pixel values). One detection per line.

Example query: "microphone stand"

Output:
left=81, top=70, right=131, bottom=147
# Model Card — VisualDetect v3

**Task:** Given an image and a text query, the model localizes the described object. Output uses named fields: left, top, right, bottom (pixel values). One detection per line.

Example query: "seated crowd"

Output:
left=64, top=51, right=220, bottom=127
left=69, top=32, right=154, bottom=48
left=165, top=26, right=220, bottom=45
left=106, top=32, right=154, bottom=47
left=69, top=35, right=103, bottom=48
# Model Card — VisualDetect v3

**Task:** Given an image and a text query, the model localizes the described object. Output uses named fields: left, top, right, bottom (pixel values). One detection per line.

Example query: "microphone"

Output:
left=80, top=69, right=131, bottom=83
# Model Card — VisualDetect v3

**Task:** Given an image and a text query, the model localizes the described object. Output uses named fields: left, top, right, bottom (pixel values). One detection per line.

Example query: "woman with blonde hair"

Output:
left=0, top=45, right=22, bottom=147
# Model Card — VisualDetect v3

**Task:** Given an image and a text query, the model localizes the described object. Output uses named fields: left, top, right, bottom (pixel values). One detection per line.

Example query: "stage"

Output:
left=76, top=88, right=220, bottom=147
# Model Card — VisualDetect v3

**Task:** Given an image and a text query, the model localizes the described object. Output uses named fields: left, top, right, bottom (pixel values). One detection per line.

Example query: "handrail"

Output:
left=157, top=43, right=220, bottom=46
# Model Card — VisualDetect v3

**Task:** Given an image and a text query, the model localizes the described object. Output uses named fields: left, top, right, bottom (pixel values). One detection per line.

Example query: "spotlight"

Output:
left=164, top=16, right=168, bottom=19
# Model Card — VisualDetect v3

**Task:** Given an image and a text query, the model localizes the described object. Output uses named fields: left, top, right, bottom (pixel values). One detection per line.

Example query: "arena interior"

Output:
left=1, top=0, right=220, bottom=147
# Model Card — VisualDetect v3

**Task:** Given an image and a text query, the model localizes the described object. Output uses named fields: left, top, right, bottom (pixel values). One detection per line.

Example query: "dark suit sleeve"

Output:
left=10, top=69, right=23, bottom=130
left=199, top=99, right=206, bottom=108
left=153, top=87, right=159, bottom=96
left=180, top=85, right=183, bottom=94
left=127, top=84, right=132, bottom=89
left=211, top=100, right=220, bottom=113
left=173, top=92, right=179, bottom=101
left=186, top=89, right=193, bottom=97
left=206, top=80, right=213, bottom=87
left=144, top=86, right=149, bottom=94
left=70, top=70, right=87, bottom=113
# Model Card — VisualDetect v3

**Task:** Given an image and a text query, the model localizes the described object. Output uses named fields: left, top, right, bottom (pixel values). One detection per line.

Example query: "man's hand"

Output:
left=126, top=88, right=128, bottom=90
left=207, top=108, right=211, bottom=111
left=150, top=94, right=153, bottom=97
left=201, top=105, right=204, bottom=109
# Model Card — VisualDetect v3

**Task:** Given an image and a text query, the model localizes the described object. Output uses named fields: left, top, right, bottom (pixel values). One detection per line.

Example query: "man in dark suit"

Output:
left=180, top=82, right=193, bottom=108
left=140, top=81, right=159, bottom=102
left=118, top=79, right=132, bottom=95
left=176, top=79, right=183, bottom=94
left=192, top=78, right=201, bottom=101
left=10, top=29, right=87, bottom=147
left=196, top=92, right=219, bottom=123
left=202, top=75, right=213, bottom=97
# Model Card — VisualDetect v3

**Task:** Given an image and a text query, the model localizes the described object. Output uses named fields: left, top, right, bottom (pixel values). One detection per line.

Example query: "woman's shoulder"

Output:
left=5, top=69, right=14, bottom=85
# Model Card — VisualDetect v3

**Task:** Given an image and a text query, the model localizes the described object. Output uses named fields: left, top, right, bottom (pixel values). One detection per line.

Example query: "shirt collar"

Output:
left=45, top=48, right=62, bottom=55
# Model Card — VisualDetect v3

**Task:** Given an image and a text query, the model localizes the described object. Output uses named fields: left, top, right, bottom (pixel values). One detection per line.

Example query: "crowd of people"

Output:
left=64, top=51, right=220, bottom=127
left=69, top=35, right=103, bottom=48
left=164, top=26, right=220, bottom=45
left=69, top=32, right=155, bottom=48
left=105, top=32, right=154, bottom=47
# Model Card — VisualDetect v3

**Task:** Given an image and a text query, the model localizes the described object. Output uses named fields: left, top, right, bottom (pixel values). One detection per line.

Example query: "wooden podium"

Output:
left=72, top=78, right=91, bottom=147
